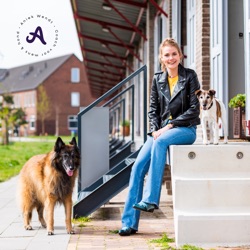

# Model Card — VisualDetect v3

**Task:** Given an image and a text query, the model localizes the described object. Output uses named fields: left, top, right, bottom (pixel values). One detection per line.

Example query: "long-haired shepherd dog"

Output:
left=17, top=137, right=80, bottom=235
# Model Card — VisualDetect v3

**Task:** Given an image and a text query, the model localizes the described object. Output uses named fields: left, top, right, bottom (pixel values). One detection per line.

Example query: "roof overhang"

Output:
left=71, top=0, right=168, bottom=97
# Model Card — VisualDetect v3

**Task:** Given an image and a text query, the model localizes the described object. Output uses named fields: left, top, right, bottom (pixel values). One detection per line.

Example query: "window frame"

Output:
left=71, top=68, right=80, bottom=83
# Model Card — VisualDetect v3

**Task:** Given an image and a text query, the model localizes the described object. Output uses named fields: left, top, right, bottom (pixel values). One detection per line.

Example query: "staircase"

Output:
left=170, top=143, right=250, bottom=248
left=110, top=141, right=134, bottom=168
left=73, top=148, right=140, bottom=218
left=74, top=65, right=147, bottom=218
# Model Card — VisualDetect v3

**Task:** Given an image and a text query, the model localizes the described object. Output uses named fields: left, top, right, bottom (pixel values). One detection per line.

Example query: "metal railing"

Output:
left=77, top=65, right=147, bottom=189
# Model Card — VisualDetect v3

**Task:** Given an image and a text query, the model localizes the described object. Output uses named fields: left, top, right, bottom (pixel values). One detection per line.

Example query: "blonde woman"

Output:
left=119, top=38, right=201, bottom=236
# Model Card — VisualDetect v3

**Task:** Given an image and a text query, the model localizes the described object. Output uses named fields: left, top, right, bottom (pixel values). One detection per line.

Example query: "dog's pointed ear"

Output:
left=195, top=89, right=202, bottom=97
left=70, top=137, right=77, bottom=146
left=54, top=137, right=65, bottom=153
left=208, top=89, right=216, bottom=96
left=70, top=137, right=80, bottom=155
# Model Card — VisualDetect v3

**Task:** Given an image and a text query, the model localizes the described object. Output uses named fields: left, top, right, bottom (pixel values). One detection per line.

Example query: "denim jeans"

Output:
left=121, top=126, right=197, bottom=230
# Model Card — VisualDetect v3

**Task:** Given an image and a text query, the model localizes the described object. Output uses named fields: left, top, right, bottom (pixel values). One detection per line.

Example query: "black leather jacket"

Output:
left=148, top=64, right=200, bottom=134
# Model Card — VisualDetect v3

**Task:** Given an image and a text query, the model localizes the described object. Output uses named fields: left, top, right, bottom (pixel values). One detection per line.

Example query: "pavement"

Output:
left=0, top=176, right=73, bottom=250
left=0, top=175, right=174, bottom=250
left=1, top=174, right=250, bottom=250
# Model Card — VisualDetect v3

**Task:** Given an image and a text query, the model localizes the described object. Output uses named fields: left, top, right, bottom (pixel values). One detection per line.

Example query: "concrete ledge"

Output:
left=170, top=143, right=250, bottom=248
left=176, top=214, right=250, bottom=248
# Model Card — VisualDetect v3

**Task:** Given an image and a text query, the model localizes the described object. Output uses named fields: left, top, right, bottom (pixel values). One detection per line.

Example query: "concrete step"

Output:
left=175, top=214, right=250, bottom=248
left=171, top=144, right=250, bottom=178
left=170, top=143, right=250, bottom=248
left=174, top=179, right=250, bottom=213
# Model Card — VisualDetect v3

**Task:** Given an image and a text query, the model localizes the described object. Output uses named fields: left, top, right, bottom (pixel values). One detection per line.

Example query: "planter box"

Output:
left=233, top=107, right=245, bottom=139
left=120, top=125, right=130, bottom=136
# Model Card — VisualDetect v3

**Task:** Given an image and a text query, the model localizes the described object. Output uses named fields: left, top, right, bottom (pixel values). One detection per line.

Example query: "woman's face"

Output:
left=161, top=45, right=181, bottom=71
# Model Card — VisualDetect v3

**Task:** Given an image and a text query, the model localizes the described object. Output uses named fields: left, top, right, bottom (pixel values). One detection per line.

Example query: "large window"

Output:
left=71, top=92, right=80, bottom=107
left=187, top=0, right=196, bottom=69
left=24, top=92, right=35, bottom=107
left=71, top=68, right=80, bottom=83
left=172, top=0, right=181, bottom=44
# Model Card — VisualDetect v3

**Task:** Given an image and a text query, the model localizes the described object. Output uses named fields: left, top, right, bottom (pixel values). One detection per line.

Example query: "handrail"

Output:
left=77, top=65, right=147, bottom=191
left=77, top=64, right=147, bottom=149
left=77, top=64, right=147, bottom=117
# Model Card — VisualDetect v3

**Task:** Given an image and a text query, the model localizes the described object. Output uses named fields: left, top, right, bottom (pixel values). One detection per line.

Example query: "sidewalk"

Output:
left=0, top=176, right=72, bottom=250
left=68, top=184, right=175, bottom=250
left=67, top=187, right=250, bottom=250
left=1, top=176, right=250, bottom=250
left=0, top=175, right=175, bottom=250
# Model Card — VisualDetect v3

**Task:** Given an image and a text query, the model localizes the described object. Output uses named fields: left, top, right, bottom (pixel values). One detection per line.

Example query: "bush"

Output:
left=228, top=93, right=246, bottom=108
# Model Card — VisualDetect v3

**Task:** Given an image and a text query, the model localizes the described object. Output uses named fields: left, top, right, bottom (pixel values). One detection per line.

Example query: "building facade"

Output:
left=0, top=54, right=95, bottom=136
left=72, top=0, right=250, bottom=139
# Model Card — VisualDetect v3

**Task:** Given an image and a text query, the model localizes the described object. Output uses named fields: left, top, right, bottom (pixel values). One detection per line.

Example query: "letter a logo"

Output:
left=26, top=26, right=46, bottom=45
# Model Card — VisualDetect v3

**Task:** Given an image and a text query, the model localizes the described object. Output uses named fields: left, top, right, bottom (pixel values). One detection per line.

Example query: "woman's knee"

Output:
left=154, top=136, right=169, bottom=149
left=131, top=158, right=150, bottom=177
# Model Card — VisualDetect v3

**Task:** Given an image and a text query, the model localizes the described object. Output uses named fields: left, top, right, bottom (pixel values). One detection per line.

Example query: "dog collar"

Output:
left=207, top=101, right=213, bottom=110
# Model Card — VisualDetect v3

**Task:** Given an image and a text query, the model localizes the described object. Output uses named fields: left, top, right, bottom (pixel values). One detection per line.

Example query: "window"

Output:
left=68, top=115, right=78, bottom=130
left=71, top=68, right=80, bottom=83
left=71, top=92, right=80, bottom=107
left=31, top=92, right=35, bottom=107
left=24, top=92, right=33, bottom=107
left=29, top=115, right=36, bottom=130
left=187, top=0, right=196, bottom=69
left=13, top=95, right=20, bottom=108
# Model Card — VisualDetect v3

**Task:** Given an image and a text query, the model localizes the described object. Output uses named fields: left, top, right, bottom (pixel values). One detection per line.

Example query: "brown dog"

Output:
left=17, top=137, right=80, bottom=235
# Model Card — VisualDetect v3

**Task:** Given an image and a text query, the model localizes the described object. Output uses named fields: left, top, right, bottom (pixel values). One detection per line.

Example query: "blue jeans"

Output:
left=121, top=126, right=196, bottom=230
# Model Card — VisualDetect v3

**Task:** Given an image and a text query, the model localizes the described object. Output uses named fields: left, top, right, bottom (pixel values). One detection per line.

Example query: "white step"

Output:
left=170, top=144, right=250, bottom=248
left=175, top=214, right=250, bottom=248
left=171, top=144, right=250, bottom=178
left=174, top=179, right=250, bottom=213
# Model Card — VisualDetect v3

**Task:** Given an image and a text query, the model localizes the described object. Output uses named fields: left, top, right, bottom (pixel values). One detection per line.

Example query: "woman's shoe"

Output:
left=118, top=227, right=137, bottom=236
left=133, top=201, right=155, bottom=212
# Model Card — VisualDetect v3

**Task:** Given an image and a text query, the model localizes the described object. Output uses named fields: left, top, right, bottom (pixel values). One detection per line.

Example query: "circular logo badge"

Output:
left=17, top=15, right=59, bottom=57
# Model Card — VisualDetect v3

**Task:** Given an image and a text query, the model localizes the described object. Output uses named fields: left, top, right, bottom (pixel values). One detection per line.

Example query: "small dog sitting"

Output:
left=195, top=89, right=228, bottom=145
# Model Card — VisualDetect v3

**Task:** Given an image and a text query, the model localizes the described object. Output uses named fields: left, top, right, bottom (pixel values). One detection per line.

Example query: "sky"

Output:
left=0, top=0, right=83, bottom=69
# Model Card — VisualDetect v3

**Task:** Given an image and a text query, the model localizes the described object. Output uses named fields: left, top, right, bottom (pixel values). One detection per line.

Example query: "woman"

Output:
left=118, top=38, right=201, bottom=236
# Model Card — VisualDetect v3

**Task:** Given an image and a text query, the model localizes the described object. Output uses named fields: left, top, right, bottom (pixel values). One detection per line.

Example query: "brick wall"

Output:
left=39, top=55, right=95, bottom=136
left=196, top=0, right=210, bottom=90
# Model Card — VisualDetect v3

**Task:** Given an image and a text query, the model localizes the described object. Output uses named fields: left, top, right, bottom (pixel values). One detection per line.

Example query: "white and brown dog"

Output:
left=195, top=89, right=228, bottom=145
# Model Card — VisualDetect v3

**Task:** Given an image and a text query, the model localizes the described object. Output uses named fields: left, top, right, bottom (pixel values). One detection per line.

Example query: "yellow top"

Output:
left=168, top=76, right=178, bottom=96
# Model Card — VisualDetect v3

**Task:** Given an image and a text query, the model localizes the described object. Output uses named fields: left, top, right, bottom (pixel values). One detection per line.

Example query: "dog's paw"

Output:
left=40, top=219, right=47, bottom=228
left=67, top=228, right=75, bottom=234
left=47, top=231, right=54, bottom=236
left=40, top=221, right=47, bottom=228
left=25, top=225, right=33, bottom=230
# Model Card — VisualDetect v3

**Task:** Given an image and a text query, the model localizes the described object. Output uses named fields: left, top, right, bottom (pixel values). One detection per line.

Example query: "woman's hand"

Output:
left=152, top=124, right=173, bottom=140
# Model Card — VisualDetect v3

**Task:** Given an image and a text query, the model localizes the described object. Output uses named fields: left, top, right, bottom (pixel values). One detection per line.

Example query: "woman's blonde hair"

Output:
left=158, top=38, right=183, bottom=72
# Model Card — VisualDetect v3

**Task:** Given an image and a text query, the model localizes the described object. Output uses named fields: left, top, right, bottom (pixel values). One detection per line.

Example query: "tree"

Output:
left=0, top=94, right=27, bottom=145
left=37, top=85, right=51, bottom=135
